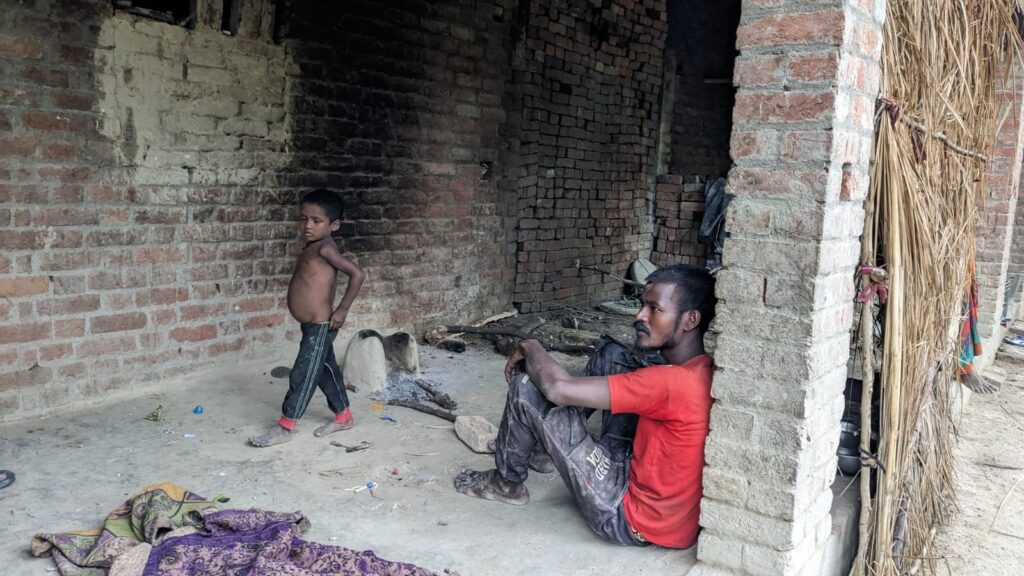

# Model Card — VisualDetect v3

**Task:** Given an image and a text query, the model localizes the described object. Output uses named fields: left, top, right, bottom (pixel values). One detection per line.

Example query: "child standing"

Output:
left=250, top=190, right=365, bottom=447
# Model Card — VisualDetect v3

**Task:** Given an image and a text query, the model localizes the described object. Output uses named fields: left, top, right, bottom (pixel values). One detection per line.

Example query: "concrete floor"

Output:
left=0, top=344, right=696, bottom=575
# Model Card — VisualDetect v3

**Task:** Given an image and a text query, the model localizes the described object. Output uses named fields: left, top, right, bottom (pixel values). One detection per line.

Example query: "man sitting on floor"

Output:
left=454, top=264, right=716, bottom=549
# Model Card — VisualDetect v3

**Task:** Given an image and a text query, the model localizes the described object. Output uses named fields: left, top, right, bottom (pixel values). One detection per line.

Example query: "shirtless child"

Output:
left=250, top=189, right=365, bottom=447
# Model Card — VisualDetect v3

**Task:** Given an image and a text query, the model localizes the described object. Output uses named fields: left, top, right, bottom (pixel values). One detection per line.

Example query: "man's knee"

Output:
left=508, top=373, right=550, bottom=414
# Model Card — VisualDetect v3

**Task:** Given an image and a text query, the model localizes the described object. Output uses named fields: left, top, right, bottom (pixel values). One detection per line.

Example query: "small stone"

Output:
left=455, top=415, right=498, bottom=454
left=630, top=258, right=656, bottom=285
left=270, top=366, right=290, bottom=379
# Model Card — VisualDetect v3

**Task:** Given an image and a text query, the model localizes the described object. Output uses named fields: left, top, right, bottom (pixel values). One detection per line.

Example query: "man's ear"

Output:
left=684, top=310, right=701, bottom=332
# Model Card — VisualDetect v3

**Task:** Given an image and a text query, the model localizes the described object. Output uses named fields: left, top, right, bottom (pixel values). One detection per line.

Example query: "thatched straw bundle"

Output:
left=852, top=2, right=1020, bottom=575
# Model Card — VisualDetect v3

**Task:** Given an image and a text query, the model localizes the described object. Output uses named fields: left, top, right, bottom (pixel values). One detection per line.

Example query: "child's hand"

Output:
left=329, top=308, right=349, bottom=330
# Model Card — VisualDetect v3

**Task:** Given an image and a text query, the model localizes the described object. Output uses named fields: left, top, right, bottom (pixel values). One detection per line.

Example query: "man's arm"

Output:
left=507, top=339, right=611, bottom=410
left=319, top=242, right=365, bottom=329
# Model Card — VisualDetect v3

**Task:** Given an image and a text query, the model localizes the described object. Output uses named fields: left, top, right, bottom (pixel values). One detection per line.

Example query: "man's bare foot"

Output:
left=454, top=468, right=529, bottom=505
left=314, top=419, right=353, bottom=437
left=249, top=425, right=292, bottom=447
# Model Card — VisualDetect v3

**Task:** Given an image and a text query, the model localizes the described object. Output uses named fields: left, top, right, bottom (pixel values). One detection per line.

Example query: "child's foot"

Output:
left=249, top=425, right=292, bottom=447
left=528, top=450, right=556, bottom=474
left=314, top=408, right=353, bottom=437
left=314, top=419, right=353, bottom=437
left=454, top=468, right=529, bottom=505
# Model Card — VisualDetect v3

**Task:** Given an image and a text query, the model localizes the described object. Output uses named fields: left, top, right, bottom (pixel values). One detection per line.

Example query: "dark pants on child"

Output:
left=494, top=337, right=658, bottom=546
left=281, top=322, right=349, bottom=420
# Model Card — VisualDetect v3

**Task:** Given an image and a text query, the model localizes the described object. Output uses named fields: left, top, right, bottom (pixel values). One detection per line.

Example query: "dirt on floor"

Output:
left=932, top=346, right=1024, bottom=575
left=0, top=310, right=694, bottom=576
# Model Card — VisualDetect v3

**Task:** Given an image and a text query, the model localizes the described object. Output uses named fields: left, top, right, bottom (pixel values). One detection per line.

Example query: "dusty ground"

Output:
left=932, top=346, right=1024, bottom=575
left=0, top=335, right=695, bottom=575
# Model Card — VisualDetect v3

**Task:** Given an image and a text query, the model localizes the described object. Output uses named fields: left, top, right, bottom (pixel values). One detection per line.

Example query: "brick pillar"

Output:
left=975, top=63, right=1024, bottom=353
left=689, top=2, right=884, bottom=575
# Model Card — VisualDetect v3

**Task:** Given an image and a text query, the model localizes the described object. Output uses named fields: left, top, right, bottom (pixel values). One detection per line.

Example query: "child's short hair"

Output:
left=300, top=189, right=343, bottom=222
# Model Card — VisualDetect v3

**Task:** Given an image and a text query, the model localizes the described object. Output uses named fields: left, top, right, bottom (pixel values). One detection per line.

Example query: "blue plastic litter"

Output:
left=1004, top=335, right=1024, bottom=347
left=379, top=415, right=397, bottom=423
left=193, top=405, right=204, bottom=415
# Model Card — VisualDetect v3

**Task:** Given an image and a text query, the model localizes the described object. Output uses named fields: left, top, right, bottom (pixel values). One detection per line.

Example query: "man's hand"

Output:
left=504, top=339, right=533, bottom=383
left=329, top=307, right=349, bottom=330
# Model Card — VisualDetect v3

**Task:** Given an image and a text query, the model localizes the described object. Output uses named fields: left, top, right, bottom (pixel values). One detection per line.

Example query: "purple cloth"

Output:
left=144, top=509, right=436, bottom=576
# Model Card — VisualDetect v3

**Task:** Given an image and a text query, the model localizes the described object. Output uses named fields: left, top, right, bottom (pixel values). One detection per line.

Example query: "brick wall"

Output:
left=665, top=0, right=740, bottom=180
left=280, top=0, right=518, bottom=328
left=0, top=0, right=521, bottom=420
left=690, top=1, right=882, bottom=574
left=975, top=63, right=1024, bottom=346
left=650, top=174, right=704, bottom=268
left=511, top=0, right=667, bottom=312
left=1, top=0, right=297, bottom=416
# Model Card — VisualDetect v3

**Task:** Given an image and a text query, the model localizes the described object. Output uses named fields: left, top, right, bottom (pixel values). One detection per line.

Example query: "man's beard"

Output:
left=634, top=321, right=656, bottom=352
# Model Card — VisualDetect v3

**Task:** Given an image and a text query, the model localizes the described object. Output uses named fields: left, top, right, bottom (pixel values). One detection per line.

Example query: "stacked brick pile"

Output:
left=650, top=174, right=704, bottom=268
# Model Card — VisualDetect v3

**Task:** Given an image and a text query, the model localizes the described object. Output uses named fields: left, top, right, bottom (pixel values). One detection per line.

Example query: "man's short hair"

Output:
left=645, top=264, right=717, bottom=334
left=300, top=189, right=344, bottom=222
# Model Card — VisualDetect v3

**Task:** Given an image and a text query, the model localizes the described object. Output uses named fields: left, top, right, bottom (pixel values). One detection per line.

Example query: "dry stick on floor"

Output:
left=387, top=399, right=457, bottom=423
left=445, top=310, right=518, bottom=341
left=444, top=325, right=595, bottom=354
left=989, top=471, right=1024, bottom=535
left=415, top=379, right=458, bottom=410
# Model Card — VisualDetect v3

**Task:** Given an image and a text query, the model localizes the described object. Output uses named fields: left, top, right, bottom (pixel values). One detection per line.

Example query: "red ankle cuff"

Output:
left=334, top=408, right=352, bottom=424
left=278, top=416, right=296, bottom=430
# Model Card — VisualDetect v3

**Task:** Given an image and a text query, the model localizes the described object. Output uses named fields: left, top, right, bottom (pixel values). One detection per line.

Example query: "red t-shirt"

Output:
left=607, top=354, right=714, bottom=548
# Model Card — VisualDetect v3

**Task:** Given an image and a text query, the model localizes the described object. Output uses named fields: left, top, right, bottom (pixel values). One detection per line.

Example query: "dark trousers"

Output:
left=494, top=337, right=657, bottom=546
left=281, top=322, right=349, bottom=420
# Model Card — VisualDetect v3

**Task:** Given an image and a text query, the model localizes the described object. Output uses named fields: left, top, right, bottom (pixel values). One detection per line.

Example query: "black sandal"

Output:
left=0, top=470, right=14, bottom=490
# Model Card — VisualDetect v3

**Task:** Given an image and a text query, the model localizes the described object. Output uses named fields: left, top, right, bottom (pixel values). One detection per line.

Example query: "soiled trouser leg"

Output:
left=281, top=323, right=333, bottom=421
left=494, top=374, right=641, bottom=545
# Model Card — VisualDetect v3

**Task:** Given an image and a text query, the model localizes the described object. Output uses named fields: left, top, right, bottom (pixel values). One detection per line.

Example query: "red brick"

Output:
left=788, top=52, right=839, bottom=83
left=733, top=92, right=835, bottom=124
left=39, top=343, right=72, bottom=361
left=37, top=294, right=100, bottom=316
left=0, top=276, right=49, bottom=297
left=151, top=308, right=177, bottom=326
left=20, top=66, right=67, bottom=88
left=135, top=246, right=185, bottom=264
left=170, top=324, right=217, bottom=342
left=89, top=312, right=147, bottom=334
left=737, top=11, right=844, bottom=49
left=44, top=141, right=78, bottom=160
left=0, top=35, right=43, bottom=59
left=54, top=318, right=85, bottom=338
left=0, top=366, right=52, bottom=392
left=32, top=207, right=97, bottom=226
left=0, top=321, right=51, bottom=345
left=37, top=165, right=93, bottom=183
left=733, top=54, right=783, bottom=87
left=76, top=335, right=137, bottom=358
left=207, top=338, right=245, bottom=357
left=54, top=91, right=94, bottom=111
left=179, top=303, right=225, bottom=322
left=244, top=313, right=285, bottom=330
left=781, top=130, right=833, bottom=162
left=0, top=135, right=39, bottom=156
left=56, top=362, right=86, bottom=379
left=729, top=166, right=829, bottom=200
left=135, top=287, right=188, bottom=307
left=235, top=295, right=278, bottom=313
